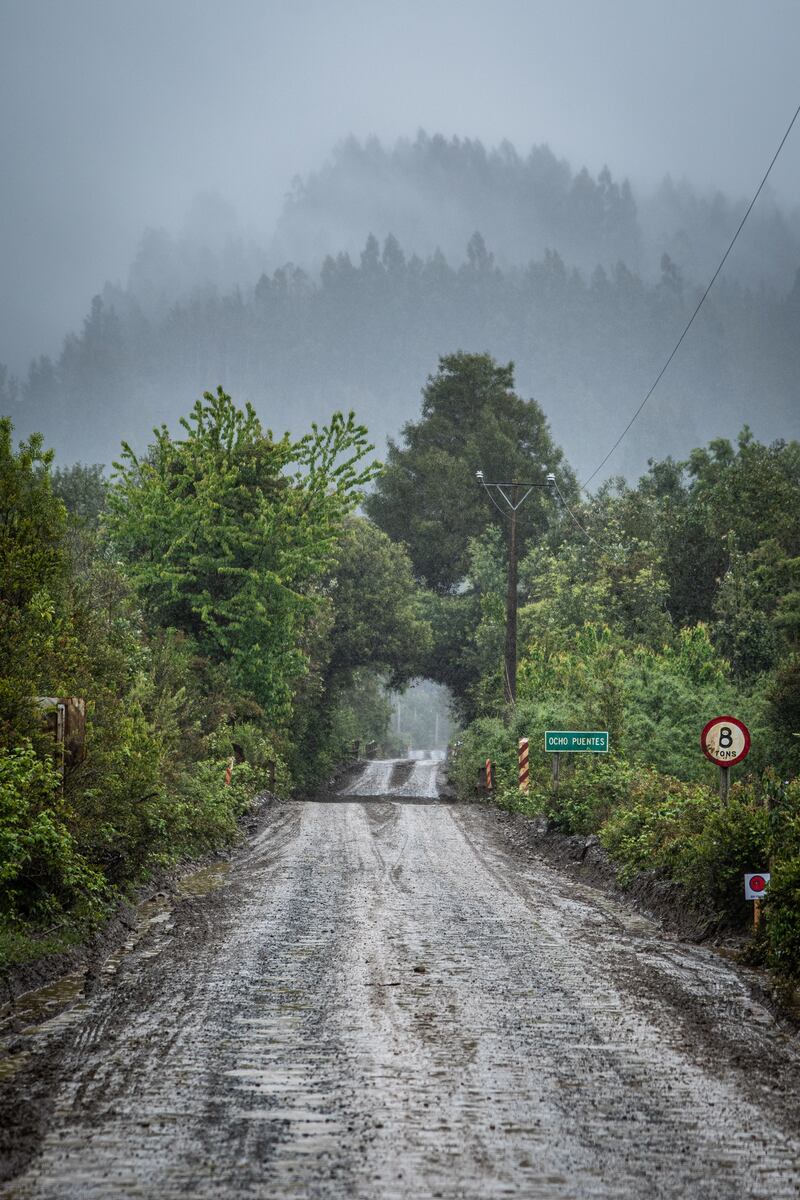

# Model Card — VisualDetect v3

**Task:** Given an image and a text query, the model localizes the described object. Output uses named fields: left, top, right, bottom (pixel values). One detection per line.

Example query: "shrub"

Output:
left=598, top=769, right=711, bottom=880
left=222, top=721, right=290, bottom=794
left=672, top=792, right=771, bottom=920
left=766, top=856, right=800, bottom=980
left=0, top=743, right=106, bottom=921
left=541, top=756, right=635, bottom=834
left=157, top=757, right=264, bottom=861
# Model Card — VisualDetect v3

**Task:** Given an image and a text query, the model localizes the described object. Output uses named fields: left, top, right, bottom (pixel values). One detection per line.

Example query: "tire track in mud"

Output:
left=1, top=783, right=800, bottom=1198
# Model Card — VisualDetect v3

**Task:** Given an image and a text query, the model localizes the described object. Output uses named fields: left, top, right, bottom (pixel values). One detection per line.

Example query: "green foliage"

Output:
left=448, top=714, right=512, bottom=800
left=540, top=757, right=638, bottom=836
left=108, top=388, right=378, bottom=720
left=51, top=462, right=108, bottom=525
left=520, top=533, right=672, bottom=650
left=366, top=352, right=571, bottom=592
left=327, top=669, right=395, bottom=758
left=0, top=395, right=390, bottom=965
left=0, top=419, right=70, bottom=747
left=766, top=855, right=800, bottom=980
left=517, top=625, right=627, bottom=747
left=452, top=428, right=800, bottom=980
left=417, top=588, right=483, bottom=718
left=600, top=776, right=770, bottom=921
left=766, top=657, right=800, bottom=776
left=0, top=743, right=105, bottom=921
left=165, top=758, right=261, bottom=857
left=679, top=794, right=772, bottom=920
left=621, top=628, right=739, bottom=781
left=326, top=517, right=431, bottom=684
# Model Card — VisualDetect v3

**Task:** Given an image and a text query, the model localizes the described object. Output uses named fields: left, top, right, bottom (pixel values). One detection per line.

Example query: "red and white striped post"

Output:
left=518, top=737, right=529, bottom=792
left=485, top=758, right=493, bottom=792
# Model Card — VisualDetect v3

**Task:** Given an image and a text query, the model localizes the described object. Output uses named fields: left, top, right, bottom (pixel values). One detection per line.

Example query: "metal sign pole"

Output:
left=551, top=752, right=560, bottom=798
left=719, top=765, right=730, bottom=804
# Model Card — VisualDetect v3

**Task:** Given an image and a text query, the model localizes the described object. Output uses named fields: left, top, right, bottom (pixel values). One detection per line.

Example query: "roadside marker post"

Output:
left=485, top=758, right=493, bottom=794
left=701, top=716, right=751, bottom=803
left=518, top=738, right=530, bottom=792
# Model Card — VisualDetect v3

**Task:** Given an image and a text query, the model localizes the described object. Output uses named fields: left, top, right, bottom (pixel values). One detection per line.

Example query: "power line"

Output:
left=581, top=100, right=800, bottom=491
left=551, top=479, right=599, bottom=546
left=479, top=479, right=513, bottom=522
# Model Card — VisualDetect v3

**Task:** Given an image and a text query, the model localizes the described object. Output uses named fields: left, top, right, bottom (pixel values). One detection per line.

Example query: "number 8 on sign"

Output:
left=700, top=715, right=751, bottom=768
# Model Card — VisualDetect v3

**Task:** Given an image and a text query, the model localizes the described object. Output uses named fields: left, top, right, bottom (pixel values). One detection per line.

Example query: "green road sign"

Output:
left=545, top=730, right=609, bottom=753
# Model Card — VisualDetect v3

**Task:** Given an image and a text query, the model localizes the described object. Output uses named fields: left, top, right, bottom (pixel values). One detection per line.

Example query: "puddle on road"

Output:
left=0, top=969, right=91, bottom=1082
left=0, top=969, right=86, bottom=1032
left=0, top=857, right=232, bottom=1082
left=178, top=859, right=231, bottom=898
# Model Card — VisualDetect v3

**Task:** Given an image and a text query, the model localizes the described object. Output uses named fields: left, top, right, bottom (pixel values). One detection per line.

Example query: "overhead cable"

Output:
left=479, top=480, right=513, bottom=522
left=551, top=479, right=599, bottom=545
left=580, top=100, right=800, bottom=491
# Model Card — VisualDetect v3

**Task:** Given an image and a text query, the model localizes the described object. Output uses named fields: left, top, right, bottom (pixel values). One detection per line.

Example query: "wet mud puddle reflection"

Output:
left=0, top=859, right=231, bottom=1081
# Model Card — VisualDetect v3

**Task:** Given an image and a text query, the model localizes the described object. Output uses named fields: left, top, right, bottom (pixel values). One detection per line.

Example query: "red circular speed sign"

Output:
left=700, top=715, right=751, bottom=767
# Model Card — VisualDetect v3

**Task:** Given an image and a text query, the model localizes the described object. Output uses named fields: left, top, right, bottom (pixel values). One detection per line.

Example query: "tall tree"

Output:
left=325, top=517, right=431, bottom=684
left=365, top=352, right=572, bottom=592
left=108, top=388, right=377, bottom=719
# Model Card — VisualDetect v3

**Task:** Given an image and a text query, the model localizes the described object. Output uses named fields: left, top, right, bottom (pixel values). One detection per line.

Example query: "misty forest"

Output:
left=4, top=134, right=800, bottom=478
left=4, top=125, right=800, bottom=968
left=3, top=77, right=800, bottom=1196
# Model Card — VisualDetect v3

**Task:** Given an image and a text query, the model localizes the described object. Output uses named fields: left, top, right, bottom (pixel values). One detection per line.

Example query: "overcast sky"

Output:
left=1, top=0, right=799, bottom=373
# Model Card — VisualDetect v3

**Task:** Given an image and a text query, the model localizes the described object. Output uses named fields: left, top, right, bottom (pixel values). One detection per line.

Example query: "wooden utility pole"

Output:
left=504, top=482, right=519, bottom=704
left=476, top=470, right=555, bottom=707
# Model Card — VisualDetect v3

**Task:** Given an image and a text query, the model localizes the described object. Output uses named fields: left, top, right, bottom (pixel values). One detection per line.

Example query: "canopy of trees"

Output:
left=0, top=395, right=426, bottom=943
left=274, top=133, right=800, bottom=292
left=366, top=353, right=571, bottom=592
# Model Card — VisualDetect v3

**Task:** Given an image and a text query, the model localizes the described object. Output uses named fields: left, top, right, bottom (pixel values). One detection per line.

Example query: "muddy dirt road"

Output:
left=2, top=758, right=800, bottom=1198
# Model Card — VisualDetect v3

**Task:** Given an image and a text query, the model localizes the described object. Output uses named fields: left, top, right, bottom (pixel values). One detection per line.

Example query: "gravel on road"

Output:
left=2, top=758, right=799, bottom=1198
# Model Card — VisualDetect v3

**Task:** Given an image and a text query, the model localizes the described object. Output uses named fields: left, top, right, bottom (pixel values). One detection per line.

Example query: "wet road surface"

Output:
left=2, top=758, right=800, bottom=1197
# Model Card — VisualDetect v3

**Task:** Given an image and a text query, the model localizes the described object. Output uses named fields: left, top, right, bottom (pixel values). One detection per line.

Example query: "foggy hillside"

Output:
left=274, top=134, right=800, bottom=291
left=4, top=134, right=800, bottom=482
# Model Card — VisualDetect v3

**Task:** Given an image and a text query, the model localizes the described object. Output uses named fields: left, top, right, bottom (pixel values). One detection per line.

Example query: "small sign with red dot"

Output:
left=744, top=873, right=770, bottom=900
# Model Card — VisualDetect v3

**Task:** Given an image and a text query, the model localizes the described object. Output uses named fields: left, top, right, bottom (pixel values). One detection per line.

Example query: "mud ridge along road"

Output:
left=2, top=758, right=800, bottom=1198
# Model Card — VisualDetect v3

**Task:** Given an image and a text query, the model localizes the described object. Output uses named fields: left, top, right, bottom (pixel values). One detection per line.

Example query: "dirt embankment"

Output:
left=483, top=804, right=716, bottom=939
left=1, top=791, right=277, bottom=1010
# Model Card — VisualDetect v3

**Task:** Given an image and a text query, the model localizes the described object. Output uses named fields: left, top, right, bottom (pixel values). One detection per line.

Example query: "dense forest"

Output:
left=0, top=392, right=428, bottom=968
left=3, top=134, right=799, bottom=480
left=3, top=353, right=800, bottom=987
left=2, top=131, right=800, bottom=990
